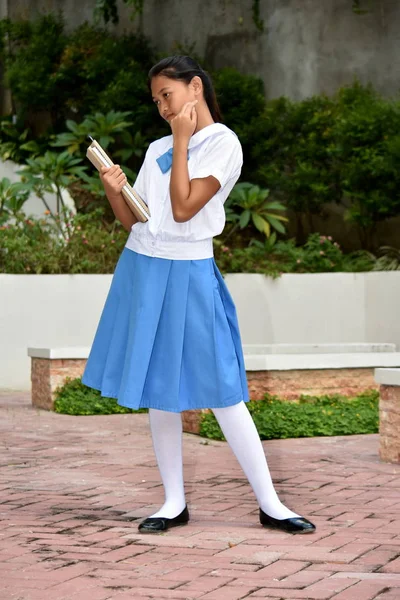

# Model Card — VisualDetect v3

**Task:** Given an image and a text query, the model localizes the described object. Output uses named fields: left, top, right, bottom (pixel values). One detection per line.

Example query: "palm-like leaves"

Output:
left=19, top=151, right=87, bottom=191
left=372, top=246, right=400, bottom=271
left=0, top=120, right=41, bottom=163
left=227, top=182, right=288, bottom=237
left=0, top=178, right=29, bottom=224
left=52, top=110, right=133, bottom=153
left=17, top=151, right=87, bottom=223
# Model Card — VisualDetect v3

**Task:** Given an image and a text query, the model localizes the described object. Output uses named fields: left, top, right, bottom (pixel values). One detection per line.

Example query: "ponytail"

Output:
left=201, top=70, right=222, bottom=122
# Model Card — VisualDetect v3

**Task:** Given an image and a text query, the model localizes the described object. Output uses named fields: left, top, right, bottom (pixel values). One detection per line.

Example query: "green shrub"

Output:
left=54, top=379, right=378, bottom=440
left=2, top=14, right=66, bottom=119
left=332, top=83, right=400, bottom=249
left=2, top=12, right=400, bottom=251
left=0, top=213, right=376, bottom=275
left=0, top=209, right=127, bottom=274
left=0, top=15, right=159, bottom=137
left=54, top=377, right=147, bottom=415
left=0, top=116, right=43, bottom=163
left=250, top=82, right=400, bottom=249
left=213, top=68, right=266, bottom=182
left=55, top=24, right=156, bottom=131
left=0, top=15, right=265, bottom=164
left=224, top=182, right=288, bottom=240
left=200, top=390, right=379, bottom=440
left=0, top=177, right=29, bottom=225
left=214, top=233, right=375, bottom=275
left=213, top=67, right=265, bottom=134
left=250, top=94, right=339, bottom=241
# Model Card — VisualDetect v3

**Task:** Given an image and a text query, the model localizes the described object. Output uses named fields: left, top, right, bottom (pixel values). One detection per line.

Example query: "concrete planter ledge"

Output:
left=28, top=347, right=90, bottom=360
left=28, top=345, right=400, bottom=373
left=374, top=368, right=400, bottom=464
left=244, top=353, right=400, bottom=371
left=27, top=344, right=398, bottom=437
left=375, top=368, right=400, bottom=386
left=244, top=343, right=397, bottom=354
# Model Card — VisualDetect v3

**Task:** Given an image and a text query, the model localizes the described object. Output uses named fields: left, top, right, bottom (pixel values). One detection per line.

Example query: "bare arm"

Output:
left=100, top=165, right=138, bottom=232
left=169, top=101, right=220, bottom=223
left=170, top=141, right=220, bottom=222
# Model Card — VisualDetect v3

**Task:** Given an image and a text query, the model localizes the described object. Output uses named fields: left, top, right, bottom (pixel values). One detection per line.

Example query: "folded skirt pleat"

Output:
left=82, top=247, right=249, bottom=412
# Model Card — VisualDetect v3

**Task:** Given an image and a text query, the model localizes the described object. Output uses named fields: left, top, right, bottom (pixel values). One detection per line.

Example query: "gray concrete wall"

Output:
left=4, top=0, right=400, bottom=100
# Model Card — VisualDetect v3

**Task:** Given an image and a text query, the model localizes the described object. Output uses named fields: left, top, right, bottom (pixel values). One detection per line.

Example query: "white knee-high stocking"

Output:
left=148, top=409, right=186, bottom=519
left=212, top=402, right=300, bottom=520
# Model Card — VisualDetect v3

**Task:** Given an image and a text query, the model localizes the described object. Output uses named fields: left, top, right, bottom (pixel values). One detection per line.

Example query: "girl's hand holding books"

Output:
left=100, top=165, right=128, bottom=199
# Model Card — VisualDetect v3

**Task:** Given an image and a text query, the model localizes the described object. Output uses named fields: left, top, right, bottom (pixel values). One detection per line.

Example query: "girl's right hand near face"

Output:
left=100, top=165, right=128, bottom=199
left=171, top=101, right=198, bottom=144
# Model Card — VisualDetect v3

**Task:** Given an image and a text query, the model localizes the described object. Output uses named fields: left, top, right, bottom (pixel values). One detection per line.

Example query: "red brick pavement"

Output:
left=0, top=391, right=399, bottom=600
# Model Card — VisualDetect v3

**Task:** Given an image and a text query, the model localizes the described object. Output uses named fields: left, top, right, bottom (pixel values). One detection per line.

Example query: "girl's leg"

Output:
left=147, top=408, right=186, bottom=519
left=212, top=401, right=300, bottom=520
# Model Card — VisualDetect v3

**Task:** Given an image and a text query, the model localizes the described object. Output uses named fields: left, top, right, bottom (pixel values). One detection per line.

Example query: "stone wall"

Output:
left=247, top=367, right=378, bottom=401
left=379, top=384, right=400, bottom=463
left=182, top=367, right=379, bottom=435
left=31, top=358, right=87, bottom=410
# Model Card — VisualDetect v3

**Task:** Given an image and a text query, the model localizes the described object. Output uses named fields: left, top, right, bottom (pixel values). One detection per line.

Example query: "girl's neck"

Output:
left=194, top=103, right=215, bottom=134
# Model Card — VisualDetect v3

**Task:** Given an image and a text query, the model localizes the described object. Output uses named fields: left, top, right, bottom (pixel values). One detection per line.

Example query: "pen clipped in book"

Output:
left=86, top=135, right=150, bottom=223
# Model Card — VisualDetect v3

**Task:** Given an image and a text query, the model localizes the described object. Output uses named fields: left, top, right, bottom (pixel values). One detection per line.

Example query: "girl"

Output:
left=82, top=56, right=316, bottom=535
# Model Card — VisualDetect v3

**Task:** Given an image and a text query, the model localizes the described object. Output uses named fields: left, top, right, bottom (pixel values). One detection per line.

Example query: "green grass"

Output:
left=200, top=390, right=379, bottom=440
left=55, top=379, right=379, bottom=441
left=54, top=377, right=147, bottom=415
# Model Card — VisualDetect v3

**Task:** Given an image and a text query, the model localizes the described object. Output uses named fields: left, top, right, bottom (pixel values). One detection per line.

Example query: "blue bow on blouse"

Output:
left=156, top=148, right=190, bottom=173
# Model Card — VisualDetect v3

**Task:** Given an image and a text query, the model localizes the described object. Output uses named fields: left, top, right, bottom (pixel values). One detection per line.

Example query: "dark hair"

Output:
left=148, top=56, right=222, bottom=123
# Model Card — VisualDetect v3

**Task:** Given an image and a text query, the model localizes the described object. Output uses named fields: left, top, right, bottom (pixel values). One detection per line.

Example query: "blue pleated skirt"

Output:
left=82, top=247, right=249, bottom=412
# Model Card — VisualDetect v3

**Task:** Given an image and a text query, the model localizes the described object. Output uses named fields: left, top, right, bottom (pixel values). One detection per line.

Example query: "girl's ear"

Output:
left=191, top=75, right=203, bottom=97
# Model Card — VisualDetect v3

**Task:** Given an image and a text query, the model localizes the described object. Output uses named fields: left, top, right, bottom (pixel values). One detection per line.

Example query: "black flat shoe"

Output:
left=260, top=508, right=316, bottom=534
left=138, top=506, right=189, bottom=533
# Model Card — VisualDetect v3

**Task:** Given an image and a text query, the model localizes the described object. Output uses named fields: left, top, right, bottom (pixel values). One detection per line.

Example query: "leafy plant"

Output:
left=54, top=377, right=147, bottom=415
left=200, top=390, right=379, bottom=440
left=0, top=209, right=127, bottom=274
left=0, top=15, right=156, bottom=138
left=225, top=182, right=288, bottom=240
left=51, top=111, right=134, bottom=154
left=212, top=68, right=266, bottom=181
left=371, top=246, right=400, bottom=271
left=332, top=83, right=400, bottom=249
left=53, top=22, right=155, bottom=125
left=1, top=14, right=66, bottom=124
left=252, top=95, right=339, bottom=242
left=214, top=232, right=375, bottom=276
left=287, top=233, right=344, bottom=273
left=0, top=117, right=42, bottom=163
left=17, top=151, right=87, bottom=230
left=0, top=177, right=29, bottom=224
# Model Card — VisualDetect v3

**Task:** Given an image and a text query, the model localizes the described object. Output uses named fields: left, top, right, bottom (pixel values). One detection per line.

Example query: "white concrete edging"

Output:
left=375, top=368, right=400, bottom=386
left=27, top=346, right=400, bottom=373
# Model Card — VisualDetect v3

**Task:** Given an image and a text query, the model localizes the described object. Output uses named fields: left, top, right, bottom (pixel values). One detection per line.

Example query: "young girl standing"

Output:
left=82, top=56, right=316, bottom=535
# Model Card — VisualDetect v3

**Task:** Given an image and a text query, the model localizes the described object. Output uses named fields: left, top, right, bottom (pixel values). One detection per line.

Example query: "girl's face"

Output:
left=151, top=75, right=197, bottom=123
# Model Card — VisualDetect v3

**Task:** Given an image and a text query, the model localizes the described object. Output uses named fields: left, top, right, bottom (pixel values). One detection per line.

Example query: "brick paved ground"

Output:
left=0, top=391, right=399, bottom=600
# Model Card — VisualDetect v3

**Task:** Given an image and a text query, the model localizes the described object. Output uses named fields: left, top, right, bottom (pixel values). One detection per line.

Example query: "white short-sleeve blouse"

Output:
left=125, top=123, right=243, bottom=260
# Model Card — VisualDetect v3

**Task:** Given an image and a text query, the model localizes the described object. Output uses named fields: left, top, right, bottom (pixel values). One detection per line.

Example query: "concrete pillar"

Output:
left=375, top=369, right=400, bottom=464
